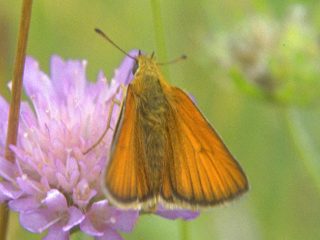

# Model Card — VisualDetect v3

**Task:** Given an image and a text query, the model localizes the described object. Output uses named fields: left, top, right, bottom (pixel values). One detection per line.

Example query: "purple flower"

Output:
left=0, top=55, right=138, bottom=239
left=156, top=205, right=199, bottom=220
left=0, top=52, right=198, bottom=239
left=20, top=189, right=84, bottom=240
left=80, top=200, right=138, bottom=240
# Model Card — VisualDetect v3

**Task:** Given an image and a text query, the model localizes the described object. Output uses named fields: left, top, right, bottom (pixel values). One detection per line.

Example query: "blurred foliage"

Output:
left=211, top=5, right=320, bottom=106
left=1, top=0, right=320, bottom=240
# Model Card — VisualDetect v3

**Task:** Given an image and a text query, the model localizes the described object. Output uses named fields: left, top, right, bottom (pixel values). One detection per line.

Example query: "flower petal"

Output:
left=81, top=200, right=138, bottom=235
left=0, top=156, right=18, bottom=182
left=44, top=224, right=69, bottom=240
left=107, top=207, right=139, bottom=232
left=9, top=195, right=41, bottom=212
left=23, top=56, right=57, bottom=125
left=96, top=228, right=123, bottom=240
left=0, top=182, right=22, bottom=202
left=19, top=102, right=38, bottom=135
left=113, top=50, right=139, bottom=85
left=80, top=216, right=104, bottom=237
left=50, top=55, right=87, bottom=101
left=16, top=175, right=46, bottom=195
left=62, top=206, right=84, bottom=231
left=156, top=205, right=200, bottom=220
left=42, top=189, right=67, bottom=211
left=20, top=209, right=53, bottom=233
left=0, top=95, right=9, bottom=146
left=72, top=179, right=97, bottom=208
left=88, top=71, right=118, bottom=104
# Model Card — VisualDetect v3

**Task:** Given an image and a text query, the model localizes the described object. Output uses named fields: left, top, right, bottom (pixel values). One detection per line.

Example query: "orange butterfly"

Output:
left=95, top=29, right=249, bottom=211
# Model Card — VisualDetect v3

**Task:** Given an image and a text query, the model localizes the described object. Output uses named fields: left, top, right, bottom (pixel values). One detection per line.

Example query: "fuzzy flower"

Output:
left=0, top=51, right=198, bottom=239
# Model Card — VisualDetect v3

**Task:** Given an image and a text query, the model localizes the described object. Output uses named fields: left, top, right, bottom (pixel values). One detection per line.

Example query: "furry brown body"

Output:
left=133, top=69, right=170, bottom=198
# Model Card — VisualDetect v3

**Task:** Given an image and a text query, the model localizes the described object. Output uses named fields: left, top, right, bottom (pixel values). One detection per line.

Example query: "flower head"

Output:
left=0, top=51, right=198, bottom=239
left=0, top=54, right=138, bottom=239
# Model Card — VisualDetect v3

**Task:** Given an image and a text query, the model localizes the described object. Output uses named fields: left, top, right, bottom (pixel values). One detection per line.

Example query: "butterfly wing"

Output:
left=103, top=85, right=155, bottom=209
left=160, top=87, right=248, bottom=208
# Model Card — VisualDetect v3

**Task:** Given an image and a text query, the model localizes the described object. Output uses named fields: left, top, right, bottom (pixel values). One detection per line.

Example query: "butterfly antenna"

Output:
left=157, top=54, right=187, bottom=65
left=94, top=28, right=136, bottom=60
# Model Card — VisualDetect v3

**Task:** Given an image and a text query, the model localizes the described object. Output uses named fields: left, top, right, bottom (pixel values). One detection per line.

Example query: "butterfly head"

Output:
left=132, top=51, right=159, bottom=77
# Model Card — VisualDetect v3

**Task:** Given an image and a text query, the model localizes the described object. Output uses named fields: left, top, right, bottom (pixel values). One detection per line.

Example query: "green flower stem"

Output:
left=150, top=1, right=190, bottom=239
left=150, top=0, right=169, bottom=76
left=0, top=0, right=33, bottom=239
left=283, top=107, right=320, bottom=192
left=180, top=220, right=189, bottom=240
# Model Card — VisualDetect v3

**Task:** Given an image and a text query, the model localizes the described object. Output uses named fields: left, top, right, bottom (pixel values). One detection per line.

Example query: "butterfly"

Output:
left=95, top=29, right=249, bottom=211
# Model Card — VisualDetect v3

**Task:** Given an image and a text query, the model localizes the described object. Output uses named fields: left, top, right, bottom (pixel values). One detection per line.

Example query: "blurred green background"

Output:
left=1, top=1, right=320, bottom=239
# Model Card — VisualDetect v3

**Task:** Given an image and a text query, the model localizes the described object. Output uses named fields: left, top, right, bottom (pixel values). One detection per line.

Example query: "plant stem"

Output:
left=150, top=1, right=190, bottom=239
left=180, top=220, right=189, bottom=240
left=0, top=0, right=33, bottom=239
left=283, top=107, right=320, bottom=192
left=150, top=0, right=169, bottom=75
left=5, top=0, right=33, bottom=161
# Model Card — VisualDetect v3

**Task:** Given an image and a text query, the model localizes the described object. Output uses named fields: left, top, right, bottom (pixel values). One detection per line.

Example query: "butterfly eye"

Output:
left=132, top=61, right=139, bottom=75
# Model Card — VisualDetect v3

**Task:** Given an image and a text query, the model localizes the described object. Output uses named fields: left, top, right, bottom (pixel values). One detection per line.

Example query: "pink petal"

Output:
left=0, top=192, right=7, bottom=203
left=80, top=215, right=104, bottom=237
left=96, top=228, right=123, bottom=240
left=23, top=57, right=56, bottom=116
left=86, top=71, right=109, bottom=101
left=0, top=95, right=9, bottom=145
left=16, top=175, right=44, bottom=195
left=44, top=224, right=69, bottom=240
left=81, top=200, right=138, bottom=235
left=113, top=50, right=139, bottom=85
left=20, top=209, right=53, bottom=233
left=56, top=173, right=73, bottom=192
left=72, top=179, right=97, bottom=208
left=156, top=205, right=199, bottom=220
left=62, top=206, right=84, bottom=231
left=107, top=207, right=139, bottom=232
left=19, top=102, right=37, bottom=133
left=0, top=156, right=17, bottom=181
left=9, top=196, right=41, bottom=212
left=43, top=189, right=67, bottom=211
left=50, top=55, right=87, bottom=100
left=0, top=182, right=22, bottom=201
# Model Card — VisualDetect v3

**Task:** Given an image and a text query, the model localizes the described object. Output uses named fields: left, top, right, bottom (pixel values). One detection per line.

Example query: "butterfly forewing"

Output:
left=104, top=86, right=155, bottom=208
left=159, top=86, right=248, bottom=208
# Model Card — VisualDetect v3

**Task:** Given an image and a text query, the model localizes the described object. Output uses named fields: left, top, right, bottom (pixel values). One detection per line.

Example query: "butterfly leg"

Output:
left=83, top=84, right=126, bottom=154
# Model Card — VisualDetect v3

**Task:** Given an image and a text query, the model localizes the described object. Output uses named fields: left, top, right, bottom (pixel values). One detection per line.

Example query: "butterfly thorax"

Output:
left=131, top=56, right=169, bottom=196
